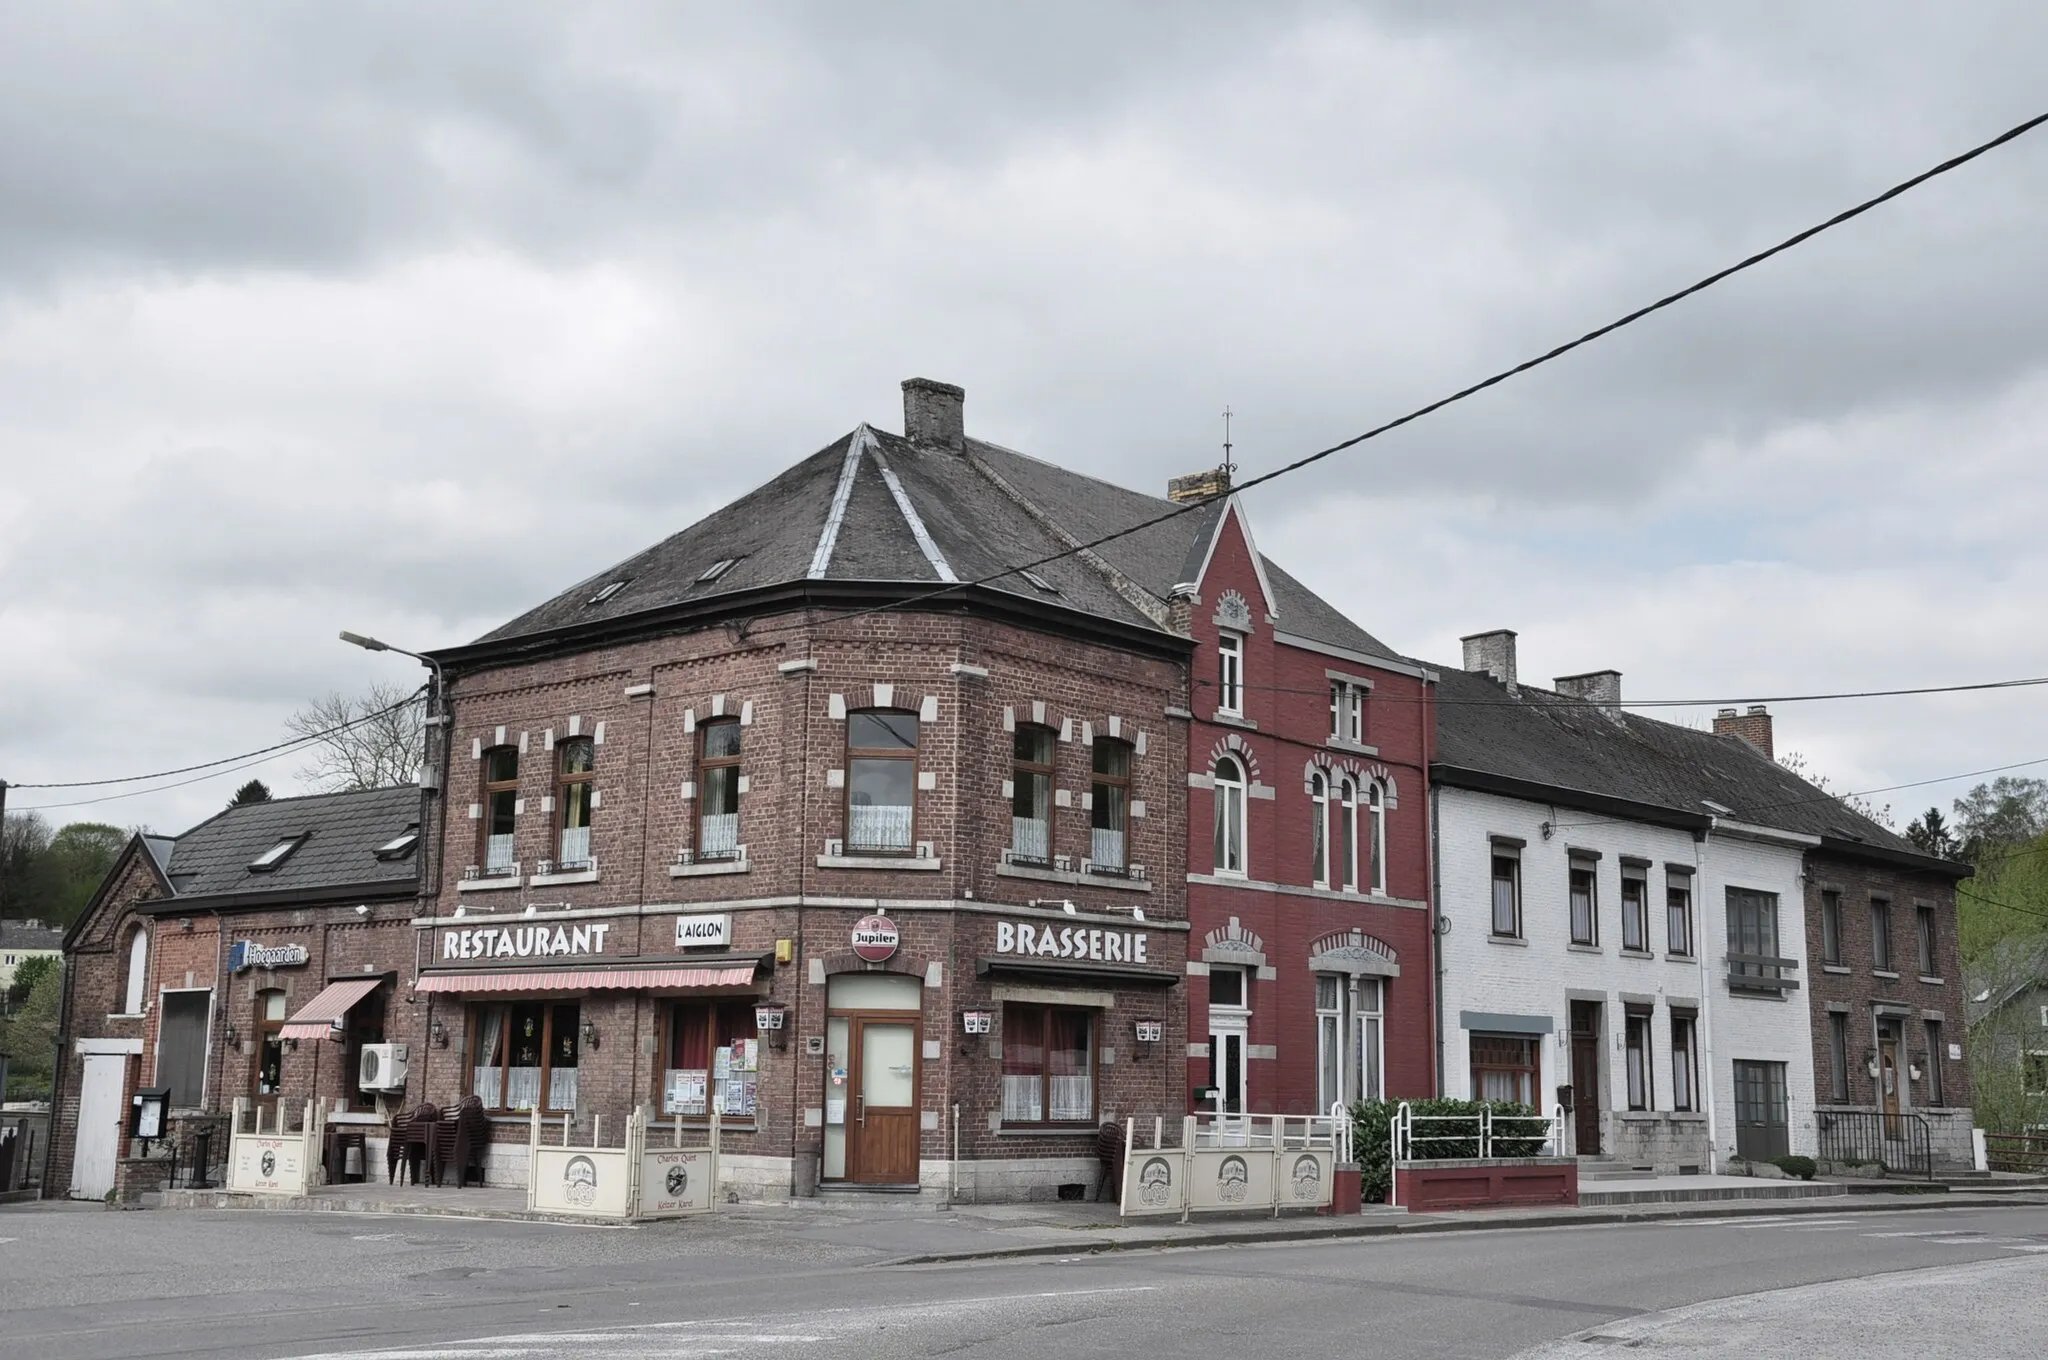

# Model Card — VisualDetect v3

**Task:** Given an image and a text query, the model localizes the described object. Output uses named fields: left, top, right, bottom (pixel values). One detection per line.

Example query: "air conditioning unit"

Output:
left=359, top=1043, right=410, bottom=1093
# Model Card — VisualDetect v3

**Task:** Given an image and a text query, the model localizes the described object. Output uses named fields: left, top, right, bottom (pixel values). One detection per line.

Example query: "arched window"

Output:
left=556, top=737, right=595, bottom=869
left=1213, top=757, right=1247, bottom=877
left=1090, top=738, right=1133, bottom=872
left=1338, top=776, right=1358, bottom=891
left=480, top=746, right=519, bottom=875
left=122, top=926, right=150, bottom=1016
left=1309, top=772, right=1329, bottom=888
left=1009, top=725, right=1056, bottom=865
left=1366, top=780, right=1387, bottom=895
left=698, top=719, right=742, bottom=861
left=847, top=710, right=919, bottom=853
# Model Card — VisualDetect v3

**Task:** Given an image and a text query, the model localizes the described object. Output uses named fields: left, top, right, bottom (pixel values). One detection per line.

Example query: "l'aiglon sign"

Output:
left=995, top=920, right=1149, bottom=964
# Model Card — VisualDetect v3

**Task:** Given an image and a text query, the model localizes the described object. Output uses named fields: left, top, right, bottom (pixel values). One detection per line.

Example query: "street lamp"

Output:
left=339, top=631, right=445, bottom=699
left=340, top=630, right=450, bottom=799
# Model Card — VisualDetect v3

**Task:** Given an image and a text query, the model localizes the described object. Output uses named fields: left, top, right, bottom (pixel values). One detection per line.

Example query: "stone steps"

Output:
left=1579, top=1180, right=1848, bottom=1206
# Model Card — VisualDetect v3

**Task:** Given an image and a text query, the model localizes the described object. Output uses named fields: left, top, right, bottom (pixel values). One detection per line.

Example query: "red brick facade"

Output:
left=1181, top=505, right=1438, bottom=1116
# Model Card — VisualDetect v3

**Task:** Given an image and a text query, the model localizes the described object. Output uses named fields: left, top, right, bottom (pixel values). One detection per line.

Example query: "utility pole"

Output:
left=0, top=778, right=9, bottom=919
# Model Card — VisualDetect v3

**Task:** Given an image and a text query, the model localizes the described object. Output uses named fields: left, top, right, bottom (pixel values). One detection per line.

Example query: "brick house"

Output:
left=47, top=787, right=421, bottom=1200
left=408, top=380, right=1196, bottom=1201
left=1431, top=631, right=1973, bottom=1172
left=1166, top=484, right=1438, bottom=1118
left=1713, top=709, right=1976, bottom=1168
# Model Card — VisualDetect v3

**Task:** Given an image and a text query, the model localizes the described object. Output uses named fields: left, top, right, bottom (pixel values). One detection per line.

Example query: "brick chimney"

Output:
left=1166, top=467, right=1232, bottom=504
left=1461, top=629, right=1518, bottom=691
left=902, top=378, right=965, bottom=452
left=1714, top=704, right=1774, bottom=760
left=1555, top=669, right=1622, bottom=715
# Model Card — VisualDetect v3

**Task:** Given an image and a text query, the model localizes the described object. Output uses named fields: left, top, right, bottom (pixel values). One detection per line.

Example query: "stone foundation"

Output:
left=1606, top=1111, right=1713, bottom=1173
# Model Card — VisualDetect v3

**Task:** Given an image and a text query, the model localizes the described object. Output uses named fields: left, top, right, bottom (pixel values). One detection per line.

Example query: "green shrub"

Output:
left=1348, top=1098, right=1552, bottom=1203
left=1773, top=1154, right=1817, bottom=1181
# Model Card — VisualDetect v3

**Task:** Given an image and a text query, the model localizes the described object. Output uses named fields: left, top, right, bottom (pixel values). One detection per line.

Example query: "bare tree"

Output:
left=287, top=682, right=426, bottom=793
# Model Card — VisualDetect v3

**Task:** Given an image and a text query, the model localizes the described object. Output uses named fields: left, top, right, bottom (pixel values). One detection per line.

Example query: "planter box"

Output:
left=1394, top=1157, right=1577, bottom=1212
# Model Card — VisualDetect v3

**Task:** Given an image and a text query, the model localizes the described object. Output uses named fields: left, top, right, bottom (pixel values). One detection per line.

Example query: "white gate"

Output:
left=1120, top=1109, right=1345, bottom=1221
left=70, top=1052, right=126, bottom=1200
left=527, top=1105, right=721, bottom=1221
left=226, top=1097, right=323, bottom=1195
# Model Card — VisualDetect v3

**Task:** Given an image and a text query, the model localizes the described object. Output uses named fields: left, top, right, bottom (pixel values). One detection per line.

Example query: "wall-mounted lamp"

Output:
left=224, top=1025, right=239, bottom=1048
left=429, top=1017, right=449, bottom=1049
left=1134, top=1020, right=1164, bottom=1045
left=580, top=1016, right=599, bottom=1051
left=755, top=1003, right=790, bottom=1049
left=1864, top=1050, right=1880, bottom=1079
left=962, top=1010, right=993, bottom=1035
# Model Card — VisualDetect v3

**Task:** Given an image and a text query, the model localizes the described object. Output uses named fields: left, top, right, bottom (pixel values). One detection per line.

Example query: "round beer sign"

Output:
left=851, top=913, right=900, bottom=962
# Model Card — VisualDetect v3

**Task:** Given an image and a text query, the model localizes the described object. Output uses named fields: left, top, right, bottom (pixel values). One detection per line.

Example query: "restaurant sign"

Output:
left=441, top=921, right=612, bottom=961
left=674, top=913, right=732, bottom=948
left=995, top=920, right=1150, bottom=965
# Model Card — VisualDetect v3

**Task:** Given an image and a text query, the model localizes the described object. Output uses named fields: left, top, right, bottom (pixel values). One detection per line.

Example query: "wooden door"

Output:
left=1570, top=1001, right=1601, bottom=1156
left=848, top=1017, right=919, bottom=1185
left=1878, top=1035, right=1902, bottom=1137
left=71, top=1053, right=124, bottom=1200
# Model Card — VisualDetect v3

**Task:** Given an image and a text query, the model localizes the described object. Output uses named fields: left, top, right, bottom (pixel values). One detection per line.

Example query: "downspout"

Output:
left=1425, top=673, right=1444, bottom=1097
left=1695, top=826, right=1720, bottom=1174
left=789, top=609, right=816, bottom=1190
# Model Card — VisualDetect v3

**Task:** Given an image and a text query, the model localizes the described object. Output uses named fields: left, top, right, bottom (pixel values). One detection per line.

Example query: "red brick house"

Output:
left=1168, top=484, right=1438, bottom=1118
left=408, top=380, right=1196, bottom=1200
left=47, top=787, right=421, bottom=1200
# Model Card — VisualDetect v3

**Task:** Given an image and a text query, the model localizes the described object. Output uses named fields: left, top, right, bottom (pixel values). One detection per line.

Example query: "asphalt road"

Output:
left=6, top=1201, right=2048, bottom=1360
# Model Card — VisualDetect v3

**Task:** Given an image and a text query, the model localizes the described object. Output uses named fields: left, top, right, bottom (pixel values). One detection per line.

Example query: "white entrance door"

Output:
left=72, top=1052, right=125, bottom=1200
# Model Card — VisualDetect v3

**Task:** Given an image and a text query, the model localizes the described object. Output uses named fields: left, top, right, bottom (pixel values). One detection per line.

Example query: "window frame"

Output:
left=698, top=718, right=743, bottom=861
left=555, top=736, right=595, bottom=869
left=1624, top=1007, right=1653, bottom=1111
left=1620, top=867, right=1650, bottom=954
left=122, top=926, right=150, bottom=1016
left=1212, top=756, right=1248, bottom=878
left=1670, top=1010, right=1699, bottom=1112
left=657, top=999, right=759, bottom=1121
left=845, top=709, right=920, bottom=855
left=1726, top=887, right=1785, bottom=992
left=252, top=988, right=287, bottom=1098
left=1924, top=1019, right=1944, bottom=1105
left=1667, top=870, right=1694, bottom=957
left=1088, top=737, right=1134, bottom=874
left=1009, top=724, right=1056, bottom=866
left=1315, top=974, right=1384, bottom=1110
left=1490, top=846, right=1522, bottom=939
left=1470, top=1032, right=1539, bottom=1105
left=1569, top=858, right=1599, bottom=946
left=1309, top=771, right=1330, bottom=888
left=1337, top=776, right=1358, bottom=892
left=1365, top=781, right=1387, bottom=896
left=1916, top=905, right=1938, bottom=978
left=467, top=1000, right=582, bottom=1115
left=1216, top=633, right=1244, bottom=716
left=1821, top=889, right=1843, bottom=965
left=1001, top=1003, right=1098, bottom=1128
left=1827, top=1012, right=1850, bottom=1102
left=479, top=745, right=520, bottom=875
left=1871, top=897, right=1893, bottom=972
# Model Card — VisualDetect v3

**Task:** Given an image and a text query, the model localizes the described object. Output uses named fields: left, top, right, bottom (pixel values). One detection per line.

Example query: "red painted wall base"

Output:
left=1394, top=1158, right=1578, bottom=1211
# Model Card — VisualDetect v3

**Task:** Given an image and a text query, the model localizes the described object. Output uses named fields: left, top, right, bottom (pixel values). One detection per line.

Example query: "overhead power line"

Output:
left=1185, top=673, right=2048, bottom=709
left=774, top=105, right=2048, bottom=640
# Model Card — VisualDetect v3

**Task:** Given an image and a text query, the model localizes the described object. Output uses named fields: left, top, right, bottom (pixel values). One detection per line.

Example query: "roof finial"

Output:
left=1221, top=406, right=1236, bottom=481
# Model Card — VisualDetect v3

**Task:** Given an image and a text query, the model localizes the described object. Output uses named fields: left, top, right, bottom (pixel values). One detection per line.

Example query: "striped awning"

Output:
left=280, top=977, right=384, bottom=1039
left=414, top=964, right=759, bottom=995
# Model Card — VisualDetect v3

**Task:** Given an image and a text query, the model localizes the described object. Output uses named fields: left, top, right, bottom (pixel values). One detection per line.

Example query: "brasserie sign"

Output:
left=995, top=920, right=1150, bottom=964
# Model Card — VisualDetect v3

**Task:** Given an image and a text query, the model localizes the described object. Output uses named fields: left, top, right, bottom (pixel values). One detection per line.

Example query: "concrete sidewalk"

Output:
left=133, top=1177, right=2048, bottom=1264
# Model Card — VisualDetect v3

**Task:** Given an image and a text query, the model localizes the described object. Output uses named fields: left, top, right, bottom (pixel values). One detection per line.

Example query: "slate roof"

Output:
left=469, top=418, right=1399, bottom=662
left=144, top=786, right=421, bottom=906
left=0, top=920, right=64, bottom=951
left=1430, top=664, right=1956, bottom=867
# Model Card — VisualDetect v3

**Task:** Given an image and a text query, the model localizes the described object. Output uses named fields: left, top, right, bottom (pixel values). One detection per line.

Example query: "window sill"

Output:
left=669, top=860, right=750, bottom=879
left=1567, top=943, right=1603, bottom=955
left=457, top=875, right=524, bottom=893
left=818, top=854, right=942, bottom=872
left=1665, top=952, right=1695, bottom=963
left=1488, top=934, right=1529, bottom=947
left=107, top=1012, right=147, bottom=1022
left=1325, top=739, right=1379, bottom=758
left=1618, top=949, right=1654, bottom=960
left=529, top=868, right=599, bottom=887
left=1918, top=976, right=1945, bottom=986
left=1211, top=712, right=1258, bottom=731
left=653, top=1120, right=758, bottom=1133
left=1872, top=969, right=1901, bottom=980
left=996, top=863, right=1152, bottom=893
left=1822, top=964, right=1851, bottom=974
left=996, top=1125, right=1100, bottom=1137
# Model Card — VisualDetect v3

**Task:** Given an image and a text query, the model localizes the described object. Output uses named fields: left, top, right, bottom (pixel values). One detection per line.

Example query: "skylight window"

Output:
left=375, top=828, right=420, bottom=861
left=1701, top=799, right=1734, bottom=815
left=1019, top=569, right=1059, bottom=595
left=249, top=835, right=306, bottom=872
left=589, top=580, right=629, bottom=605
left=697, top=558, right=741, bottom=584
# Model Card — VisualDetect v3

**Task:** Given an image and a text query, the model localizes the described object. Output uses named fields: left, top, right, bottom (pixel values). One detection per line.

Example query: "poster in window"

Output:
left=729, top=1038, right=758, bottom=1073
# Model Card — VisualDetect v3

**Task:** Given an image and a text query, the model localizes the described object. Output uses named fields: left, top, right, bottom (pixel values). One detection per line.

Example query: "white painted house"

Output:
left=1431, top=633, right=1822, bottom=1173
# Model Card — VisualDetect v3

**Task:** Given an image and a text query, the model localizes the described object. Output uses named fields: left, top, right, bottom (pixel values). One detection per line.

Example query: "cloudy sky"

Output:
left=5, top=2, right=2047, bottom=836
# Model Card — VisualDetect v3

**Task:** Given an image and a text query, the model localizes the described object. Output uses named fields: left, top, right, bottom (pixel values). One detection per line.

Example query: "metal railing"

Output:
left=1984, top=1130, right=2048, bottom=1175
left=1815, top=1109, right=1933, bottom=1179
left=1385, top=1102, right=1565, bottom=1210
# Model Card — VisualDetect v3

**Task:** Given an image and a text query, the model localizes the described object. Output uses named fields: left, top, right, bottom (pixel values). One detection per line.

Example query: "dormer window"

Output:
left=374, top=828, right=420, bottom=861
left=249, top=835, right=306, bottom=872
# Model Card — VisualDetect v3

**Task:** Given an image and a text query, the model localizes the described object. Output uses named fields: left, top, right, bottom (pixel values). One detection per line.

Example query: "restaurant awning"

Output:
left=414, top=961, right=764, bottom=994
left=280, top=977, right=385, bottom=1039
left=974, top=957, right=1180, bottom=988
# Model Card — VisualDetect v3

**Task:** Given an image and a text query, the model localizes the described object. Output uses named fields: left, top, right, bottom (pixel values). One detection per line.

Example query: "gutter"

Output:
left=1430, top=765, right=1713, bottom=835
left=134, top=880, right=420, bottom=916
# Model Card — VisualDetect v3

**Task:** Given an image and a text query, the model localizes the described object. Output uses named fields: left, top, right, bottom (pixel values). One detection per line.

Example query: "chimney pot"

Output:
left=1460, top=630, right=1518, bottom=691
left=1714, top=704, right=1775, bottom=760
left=901, top=377, right=965, bottom=452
